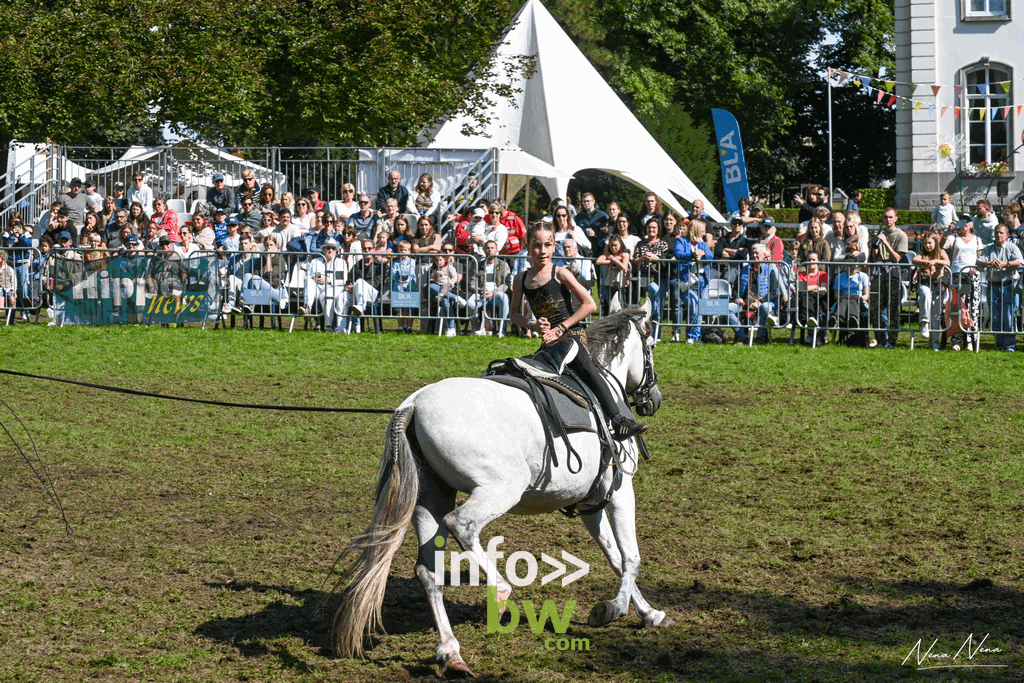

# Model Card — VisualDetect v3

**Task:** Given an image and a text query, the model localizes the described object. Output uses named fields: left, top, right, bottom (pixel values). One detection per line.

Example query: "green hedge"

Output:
left=857, top=188, right=895, bottom=210
left=765, top=205, right=932, bottom=227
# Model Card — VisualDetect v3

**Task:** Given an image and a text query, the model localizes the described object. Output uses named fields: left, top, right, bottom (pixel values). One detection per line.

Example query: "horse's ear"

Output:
left=640, top=297, right=652, bottom=321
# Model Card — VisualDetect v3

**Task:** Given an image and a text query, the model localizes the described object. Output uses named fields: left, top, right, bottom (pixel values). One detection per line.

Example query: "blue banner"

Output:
left=711, top=109, right=751, bottom=214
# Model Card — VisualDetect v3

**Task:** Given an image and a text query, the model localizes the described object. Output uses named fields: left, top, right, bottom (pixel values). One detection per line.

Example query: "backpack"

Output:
left=701, top=326, right=727, bottom=344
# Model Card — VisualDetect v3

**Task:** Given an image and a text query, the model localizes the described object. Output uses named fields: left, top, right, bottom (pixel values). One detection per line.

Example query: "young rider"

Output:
left=510, top=223, right=646, bottom=441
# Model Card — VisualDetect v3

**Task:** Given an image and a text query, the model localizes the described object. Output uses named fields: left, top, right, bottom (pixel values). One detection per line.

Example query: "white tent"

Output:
left=424, top=0, right=725, bottom=222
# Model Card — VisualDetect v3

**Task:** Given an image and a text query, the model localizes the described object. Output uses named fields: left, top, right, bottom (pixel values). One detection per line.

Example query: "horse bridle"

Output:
left=601, top=318, right=658, bottom=415
left=628, top=319, right=659, bottom=415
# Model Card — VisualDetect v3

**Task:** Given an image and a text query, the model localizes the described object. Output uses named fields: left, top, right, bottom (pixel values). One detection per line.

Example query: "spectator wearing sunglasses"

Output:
left=347, top=194, right=380, bottom=243
left=237, top=197, right=263, bottom=232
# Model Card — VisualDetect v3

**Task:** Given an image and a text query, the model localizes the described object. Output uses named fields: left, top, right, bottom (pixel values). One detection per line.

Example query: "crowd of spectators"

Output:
left=4, top=171, right=1024, bottom=353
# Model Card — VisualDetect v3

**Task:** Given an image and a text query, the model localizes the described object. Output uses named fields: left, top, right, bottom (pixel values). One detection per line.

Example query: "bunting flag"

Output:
left=825, top=68, right=1024, bottom=121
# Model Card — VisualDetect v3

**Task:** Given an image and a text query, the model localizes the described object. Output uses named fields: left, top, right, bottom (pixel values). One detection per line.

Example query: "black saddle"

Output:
left=483, top=354, right=639, bottom=517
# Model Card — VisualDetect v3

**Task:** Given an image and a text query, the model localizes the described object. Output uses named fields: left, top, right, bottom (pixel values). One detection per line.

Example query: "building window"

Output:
left=962, top=0, right=1009, bottom=20
left=963, top=65, right=1012, bottom=167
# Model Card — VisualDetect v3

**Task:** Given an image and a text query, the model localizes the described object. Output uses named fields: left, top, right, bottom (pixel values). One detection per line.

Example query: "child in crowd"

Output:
left=931, top=192, right=956, bottom=229
left=391, top=240, right=416, bottom=334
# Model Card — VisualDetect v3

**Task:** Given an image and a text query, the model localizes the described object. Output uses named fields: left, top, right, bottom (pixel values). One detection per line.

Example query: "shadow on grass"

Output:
left=194, top=573, right=1024, bottom=680
left=194, top=575, right=489, bottom=676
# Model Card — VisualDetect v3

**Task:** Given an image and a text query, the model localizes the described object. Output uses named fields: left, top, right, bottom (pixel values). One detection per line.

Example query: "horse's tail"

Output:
left=332, top=404, right=420, bottom=658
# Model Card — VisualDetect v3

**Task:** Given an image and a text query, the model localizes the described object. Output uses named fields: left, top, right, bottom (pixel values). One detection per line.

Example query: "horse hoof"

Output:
left=441, top=654, right=475, bottom=678
left=587, top=600, right=619, bottom=627
left=645, top=611, right=675, bottom=628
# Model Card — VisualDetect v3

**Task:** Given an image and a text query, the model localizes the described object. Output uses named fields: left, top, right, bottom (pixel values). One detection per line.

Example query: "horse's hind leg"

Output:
left=580, top=507, right=673, bottom=628
left=442, top=485, right=522, bottom=608
left=412, top=471, right=473, bottom=677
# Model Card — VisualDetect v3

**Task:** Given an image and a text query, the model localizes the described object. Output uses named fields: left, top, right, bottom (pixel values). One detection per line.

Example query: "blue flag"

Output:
left=711, top=109, right=751, bottom=214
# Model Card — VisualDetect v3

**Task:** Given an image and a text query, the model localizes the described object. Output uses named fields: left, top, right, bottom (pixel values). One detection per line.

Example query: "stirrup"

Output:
left=610, top=416, right=647, bottom=441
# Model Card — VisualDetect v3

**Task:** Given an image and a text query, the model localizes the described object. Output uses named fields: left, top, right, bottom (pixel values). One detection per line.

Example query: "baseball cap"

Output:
left=761, top=216, right=775, bottom=228
left=212, top=173, right=225, bottom=182
left=114, top=181, right=125, bottom=188
left=158, top=235, right=172, bottom=246
left=473, top=207, right=487, bottom=218
left=57, top=230, right=72, bottom=242
left=730, top=216, right=743, bottom=225
left=227, top=217, right=239, bottom=226
left=750, top=202, right=764, bottom=213
left=124, top=234, right=139, bottom=246
left=69, top=177, right=83, bottom=187
left=322, top=238, right=340, bottom=251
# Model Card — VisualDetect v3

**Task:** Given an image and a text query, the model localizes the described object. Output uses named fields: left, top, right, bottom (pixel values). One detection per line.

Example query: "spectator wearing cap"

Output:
left=714, top=215, right=751, bottom=299
left=1, top=219, right=32, bottom=316
left=206, top=173, right=236, bottom=216
left=125, top=172, right=155, bottom=216
left=304, top=187, right=326, bottom=212
left=212, top=209, right=229, bottom=241
left=376, top=170, right=410, bottom=214
left=301, top=237, right=348, bottom=330
left=757, top=214, right=784, bottom=262
left=462, top=206, right=490, bottom=257
left=235, top=170, right=261, bottom=212
left=220, top=216, right=240, bottom=251
left=44, top=208, right=78, bottom=247
left=82, top=180, right=103, bottom=214
left=58, top=178, right=90, bottom=228
left=112, top=181, right=127, bottom=209
left=49, top=230, right=81, bottom=326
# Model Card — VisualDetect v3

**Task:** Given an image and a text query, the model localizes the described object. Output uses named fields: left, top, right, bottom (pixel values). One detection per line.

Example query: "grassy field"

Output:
left=1, top=324, right=1023, bottom=682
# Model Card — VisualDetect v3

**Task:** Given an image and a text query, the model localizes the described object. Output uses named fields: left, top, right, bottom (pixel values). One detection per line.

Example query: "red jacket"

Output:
left=500, top=210, right=525, bottom=254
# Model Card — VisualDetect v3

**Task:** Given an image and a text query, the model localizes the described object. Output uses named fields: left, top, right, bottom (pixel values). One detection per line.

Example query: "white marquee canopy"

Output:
left=424, top=0, right=725, bottom=222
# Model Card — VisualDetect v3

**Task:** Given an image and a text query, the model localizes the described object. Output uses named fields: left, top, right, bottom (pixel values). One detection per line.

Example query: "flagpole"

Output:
left=827, top=72, right=834, bottom=206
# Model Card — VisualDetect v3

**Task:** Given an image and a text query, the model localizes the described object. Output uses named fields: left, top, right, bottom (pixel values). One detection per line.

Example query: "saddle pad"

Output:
left=485, top=375, right=597, bottom=433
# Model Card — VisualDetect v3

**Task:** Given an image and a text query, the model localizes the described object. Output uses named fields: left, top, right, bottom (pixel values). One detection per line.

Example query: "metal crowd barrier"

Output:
left=10, top=241, right=1024, bottom=351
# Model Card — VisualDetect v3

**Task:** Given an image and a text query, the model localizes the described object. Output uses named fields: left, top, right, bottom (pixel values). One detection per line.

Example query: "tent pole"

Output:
left=827, top=74, right=834, bottom=204
left=525, top=177, right=531, bottom=222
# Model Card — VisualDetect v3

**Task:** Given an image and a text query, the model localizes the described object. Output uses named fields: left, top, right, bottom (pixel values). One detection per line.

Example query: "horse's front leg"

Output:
left=581, top=480, right=671, bottom=628
left=580, top=502, right=673, bottom=628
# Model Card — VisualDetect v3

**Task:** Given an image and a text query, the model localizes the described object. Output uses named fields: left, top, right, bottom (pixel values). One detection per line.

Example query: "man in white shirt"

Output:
left=125, top=172, right=155, bottom=215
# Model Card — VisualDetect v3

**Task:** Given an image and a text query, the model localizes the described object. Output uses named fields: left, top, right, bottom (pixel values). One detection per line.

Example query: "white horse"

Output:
left=333, top=303, right=671, bottom=677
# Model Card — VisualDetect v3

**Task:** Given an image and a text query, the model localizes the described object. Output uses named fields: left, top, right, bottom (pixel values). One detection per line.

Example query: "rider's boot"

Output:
left=572, top=350, right=647, bottom=441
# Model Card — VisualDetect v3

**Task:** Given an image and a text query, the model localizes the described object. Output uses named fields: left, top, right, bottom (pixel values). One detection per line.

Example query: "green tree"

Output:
left=544, top=0, right=895, bottom=200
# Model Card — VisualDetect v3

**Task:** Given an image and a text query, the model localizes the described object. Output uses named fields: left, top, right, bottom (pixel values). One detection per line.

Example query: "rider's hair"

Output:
left=527, top=222, right=553, bottom=245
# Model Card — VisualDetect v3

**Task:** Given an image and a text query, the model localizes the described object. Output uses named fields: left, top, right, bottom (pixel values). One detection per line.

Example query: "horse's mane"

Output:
left=585, top=308, right=648, bottom=367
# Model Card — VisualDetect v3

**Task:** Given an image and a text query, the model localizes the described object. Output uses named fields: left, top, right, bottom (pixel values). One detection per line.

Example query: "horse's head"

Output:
left=626, top=299, right=662, bottom=417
